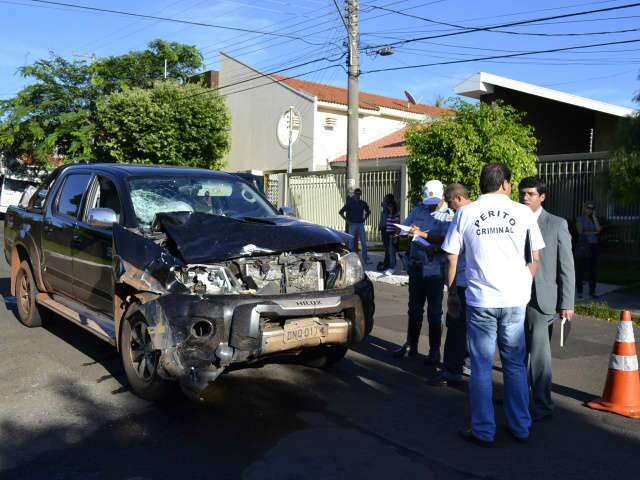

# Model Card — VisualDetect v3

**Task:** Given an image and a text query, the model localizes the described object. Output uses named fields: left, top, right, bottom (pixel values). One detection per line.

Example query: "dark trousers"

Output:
left=381, top=231, right=390, bottom=269
left=443, top=287, right=469, bottom=375
left=525, top=297, right=555, bottom=419
left=575, top=244, right=599, bottom=295
left=407, top=264, right=444, bottom=355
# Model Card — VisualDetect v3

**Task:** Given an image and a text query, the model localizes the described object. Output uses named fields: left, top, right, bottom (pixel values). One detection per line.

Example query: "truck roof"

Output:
left=61, top=163, right=240, bottom=180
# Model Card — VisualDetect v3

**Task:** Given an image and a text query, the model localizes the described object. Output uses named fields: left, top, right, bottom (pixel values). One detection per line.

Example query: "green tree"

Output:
left=607, top=98, right=640, bottom=204
left=404, top=99, right=537, bottom=204
left=0, top=56, right=96, bottom=163
left=0, top=40, right=204, bottom=165
left=95, top=82, right=230, bottom=169
left=94, top=39, right=203, bottom=93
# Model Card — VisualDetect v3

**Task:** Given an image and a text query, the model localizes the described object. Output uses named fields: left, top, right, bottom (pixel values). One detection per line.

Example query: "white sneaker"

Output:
left=384, top=269, right=394, bottom=276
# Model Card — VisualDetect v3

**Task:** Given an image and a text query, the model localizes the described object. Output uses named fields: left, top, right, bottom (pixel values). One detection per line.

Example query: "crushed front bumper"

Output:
left=135, top=278, right=374, bottom=391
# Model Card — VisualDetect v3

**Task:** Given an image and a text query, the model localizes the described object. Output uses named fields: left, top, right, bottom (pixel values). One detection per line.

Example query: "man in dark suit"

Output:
left=518, top=176, right=575, bottom=422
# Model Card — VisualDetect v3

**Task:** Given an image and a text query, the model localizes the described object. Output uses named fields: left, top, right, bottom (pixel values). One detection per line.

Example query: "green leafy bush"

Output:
left=404, top=99, right=537, bottom=204
left=95, top=82, right=230, bottom=169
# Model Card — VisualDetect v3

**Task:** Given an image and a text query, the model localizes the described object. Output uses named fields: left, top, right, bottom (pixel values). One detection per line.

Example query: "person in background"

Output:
left=378, top=193, right=396, bottom=271
left=339, top=188, right=371, bottom=264
left=383, top=198, right=400, bottom=276
left=519, top=176, right=575, bottom=423
left=442, top=164, right=545, bottom=446
left=575, top=201, right=601, bottom=298
left=393, top=180, right=452, bottom=365
left=429, top=183, right=472, bottom=387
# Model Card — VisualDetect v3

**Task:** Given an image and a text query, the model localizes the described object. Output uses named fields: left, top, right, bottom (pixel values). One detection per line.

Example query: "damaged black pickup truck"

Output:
left=4, top=164, right=374, bottom=400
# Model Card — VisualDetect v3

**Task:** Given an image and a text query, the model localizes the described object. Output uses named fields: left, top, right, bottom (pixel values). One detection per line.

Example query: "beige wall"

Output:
left=219, top=54, right=316, bottom=173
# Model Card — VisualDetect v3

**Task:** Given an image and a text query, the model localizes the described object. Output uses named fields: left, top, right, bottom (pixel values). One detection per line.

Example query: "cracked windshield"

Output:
left=128, top=175, right=276, bottom=227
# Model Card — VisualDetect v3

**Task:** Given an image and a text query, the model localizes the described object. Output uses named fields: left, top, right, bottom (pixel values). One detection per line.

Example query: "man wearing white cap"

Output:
left=393, top=179, right=453, bottom=364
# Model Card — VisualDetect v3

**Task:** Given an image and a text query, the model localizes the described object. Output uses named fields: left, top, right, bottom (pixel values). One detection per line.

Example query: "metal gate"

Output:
left=537, top=152, right=640, bottom=256
left=281, top=169, right=401, bottom=243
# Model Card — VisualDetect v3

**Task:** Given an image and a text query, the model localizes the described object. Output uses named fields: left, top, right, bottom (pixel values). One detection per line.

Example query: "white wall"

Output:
left=219, top=54, right=316, bottom=173
left=312, top=103, right=430, bottom=170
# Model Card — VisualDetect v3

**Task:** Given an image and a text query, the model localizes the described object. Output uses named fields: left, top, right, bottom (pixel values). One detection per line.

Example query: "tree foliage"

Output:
left=96, top=82, right=230, bottom=169
left=607, top=95, right=640, bottom=204
left=0, top=40, right=208, bottom=166
left=404, top=99, right=538, bottom=204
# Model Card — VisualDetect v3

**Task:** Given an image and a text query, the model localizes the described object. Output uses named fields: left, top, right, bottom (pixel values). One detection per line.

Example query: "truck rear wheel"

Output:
left=15, top=260, right=43, bottom=328
left=121, top=312, right=176, bottom=402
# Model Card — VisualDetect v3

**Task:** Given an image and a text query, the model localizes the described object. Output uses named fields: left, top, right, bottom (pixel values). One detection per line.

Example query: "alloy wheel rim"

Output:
left=129, top=321, right=157, bottom=381
left=18, top=273, right=31, bottom=317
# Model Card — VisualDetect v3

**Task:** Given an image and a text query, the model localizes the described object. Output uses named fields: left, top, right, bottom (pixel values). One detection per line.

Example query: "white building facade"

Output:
left=215, top=53, right=446, bottom=173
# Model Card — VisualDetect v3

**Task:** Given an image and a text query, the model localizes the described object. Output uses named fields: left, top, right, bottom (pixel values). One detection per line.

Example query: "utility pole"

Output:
left=164, top=58, right=168, bottom=79
left=345, top=0, right=359, bottom=198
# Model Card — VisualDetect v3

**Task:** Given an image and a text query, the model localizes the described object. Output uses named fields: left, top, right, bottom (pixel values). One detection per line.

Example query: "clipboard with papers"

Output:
left=393, top=224, right=431, bottom=247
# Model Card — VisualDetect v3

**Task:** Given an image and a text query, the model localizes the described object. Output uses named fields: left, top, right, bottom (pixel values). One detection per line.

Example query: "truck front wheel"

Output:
left=15, top=260, right=43, bottom=328
left=121, top=313, right=176, bottom=402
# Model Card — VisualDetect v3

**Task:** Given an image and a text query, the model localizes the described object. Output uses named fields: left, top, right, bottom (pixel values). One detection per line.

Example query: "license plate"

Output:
left=283, top=319, right=328, bottom=343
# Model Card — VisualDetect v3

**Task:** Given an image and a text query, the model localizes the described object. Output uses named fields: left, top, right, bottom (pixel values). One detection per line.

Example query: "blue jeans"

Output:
left=348, top=223, right=369, bottom=261
left=467, top=306, right=531, bottom=442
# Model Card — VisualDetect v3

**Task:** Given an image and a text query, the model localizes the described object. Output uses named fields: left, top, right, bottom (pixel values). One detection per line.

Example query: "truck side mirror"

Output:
left=278, top=206, right=295, bottom=217
left=87, top=207, right=118, bottom=228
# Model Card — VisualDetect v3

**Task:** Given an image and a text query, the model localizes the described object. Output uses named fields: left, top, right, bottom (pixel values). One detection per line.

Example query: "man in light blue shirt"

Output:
left=393, top=180, right=453, bottom=365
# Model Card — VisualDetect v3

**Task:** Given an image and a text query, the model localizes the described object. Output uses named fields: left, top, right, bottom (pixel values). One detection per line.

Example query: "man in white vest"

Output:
left=442, top=164, right=545, bottom=446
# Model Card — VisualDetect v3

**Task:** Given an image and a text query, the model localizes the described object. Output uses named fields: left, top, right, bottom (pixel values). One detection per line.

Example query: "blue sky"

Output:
left=0, top=0, right=639, bottom=108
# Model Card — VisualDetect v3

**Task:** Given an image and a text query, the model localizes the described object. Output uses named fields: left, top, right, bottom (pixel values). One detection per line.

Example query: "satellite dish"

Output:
left=404, top=90, right=417, bottom=105
left=276, top=107, right=301, bottom=148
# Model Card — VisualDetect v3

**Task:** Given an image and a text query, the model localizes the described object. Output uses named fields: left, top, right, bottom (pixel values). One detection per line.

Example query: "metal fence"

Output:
left=268, top=169, right=401, bottom=243
left=537, top=152, right=640, bottom=256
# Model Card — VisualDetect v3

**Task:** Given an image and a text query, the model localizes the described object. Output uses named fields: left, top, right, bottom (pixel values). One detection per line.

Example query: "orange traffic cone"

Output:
left=587, top=310, right=640, bottom=419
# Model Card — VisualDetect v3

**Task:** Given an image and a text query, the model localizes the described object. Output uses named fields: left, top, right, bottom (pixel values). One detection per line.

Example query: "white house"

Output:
left=204, top=53, right=447, bottom=173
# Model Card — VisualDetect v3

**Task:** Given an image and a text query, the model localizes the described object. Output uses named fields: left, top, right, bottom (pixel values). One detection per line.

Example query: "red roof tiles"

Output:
left=273, top=75, right=449, bottom=116
left=333, top=127, right=410, bottom=162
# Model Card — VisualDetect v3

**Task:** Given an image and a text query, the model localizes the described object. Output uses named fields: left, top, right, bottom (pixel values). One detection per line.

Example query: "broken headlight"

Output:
left=335, top=252, right=365, bottom=288
left=181, top=265, right=240, bottom=295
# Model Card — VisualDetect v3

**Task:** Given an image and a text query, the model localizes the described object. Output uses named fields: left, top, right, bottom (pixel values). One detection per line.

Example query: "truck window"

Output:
left=55, top=173, right=92, bottom=219
left=88, top=176, right=122, bottom=217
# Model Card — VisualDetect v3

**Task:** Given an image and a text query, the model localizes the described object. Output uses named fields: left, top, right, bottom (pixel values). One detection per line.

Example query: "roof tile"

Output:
left=273, top=75, right=449, bottom=116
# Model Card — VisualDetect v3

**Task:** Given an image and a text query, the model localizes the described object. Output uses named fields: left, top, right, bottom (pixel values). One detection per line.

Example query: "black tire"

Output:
left=299, top=345, right=348, bottom=369
left=15, top=260, right=43, bottom=328
left=120, top=312, right=176, bottom=402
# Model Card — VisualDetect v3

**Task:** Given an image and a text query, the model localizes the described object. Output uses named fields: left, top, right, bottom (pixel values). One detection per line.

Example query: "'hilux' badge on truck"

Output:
left=277, top=297, right=341, bottom=310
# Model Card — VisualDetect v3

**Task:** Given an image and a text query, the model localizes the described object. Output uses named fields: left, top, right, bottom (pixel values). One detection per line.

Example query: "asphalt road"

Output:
left=0, top=226, right=639, bottom=480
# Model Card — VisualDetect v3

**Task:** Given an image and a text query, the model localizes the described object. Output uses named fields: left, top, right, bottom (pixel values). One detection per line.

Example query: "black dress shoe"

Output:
left=426, top=373, right=448, bottom=387
left=393, top=344, right=418, bottom=359
left=459, top=428, right=494, bottom=448
left=509, top=430, right=529, bottom=444
left=423, top=353, right=441, bottom=366
left=500, top=425, right=529, bottom=443
left=427, top=371, right=464, bottom=387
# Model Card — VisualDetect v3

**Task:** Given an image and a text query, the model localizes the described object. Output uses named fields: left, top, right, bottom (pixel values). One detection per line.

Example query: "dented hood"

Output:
left=153, top=212, right=350, bottom=264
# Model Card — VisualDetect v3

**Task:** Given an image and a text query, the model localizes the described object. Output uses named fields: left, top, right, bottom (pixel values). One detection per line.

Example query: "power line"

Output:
left=181, top=52, right=346, bottom=101
left=22, top=0, right=331, bottom=46
left=364, top=1, right=640, bottom=50
left=200, top=0, right=439, bottom=64
left=363, top=4, right=640, bottom=37
left=364, top=37, right=640, bottom=73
